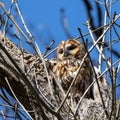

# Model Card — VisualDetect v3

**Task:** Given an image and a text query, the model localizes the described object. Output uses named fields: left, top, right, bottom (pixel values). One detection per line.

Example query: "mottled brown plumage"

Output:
left=55, top=39, right=94, bottom=101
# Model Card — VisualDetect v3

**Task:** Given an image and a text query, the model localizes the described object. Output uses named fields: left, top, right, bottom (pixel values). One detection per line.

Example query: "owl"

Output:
left=55, top=39, right=94, bottom=102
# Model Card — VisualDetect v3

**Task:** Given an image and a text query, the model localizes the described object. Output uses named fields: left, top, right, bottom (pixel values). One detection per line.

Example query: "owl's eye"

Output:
left=67, top=45, right=76, bottom=50
left=58, top=49, right=63, bottom=54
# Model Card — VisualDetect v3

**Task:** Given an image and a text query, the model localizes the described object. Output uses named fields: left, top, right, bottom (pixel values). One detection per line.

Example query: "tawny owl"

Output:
left=55, top=39, right=94, bottom=101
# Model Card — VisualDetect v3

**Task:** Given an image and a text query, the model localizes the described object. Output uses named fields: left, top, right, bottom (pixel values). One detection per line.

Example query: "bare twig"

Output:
left=0, top=2, right=31, bottom=44
left=43, top=40, right=55, bottom=56
left=87, top=20, right=111, bottom=69
left=87, top=21, right=109, bottom=118
left=14, top=0, right=34, bottom=39
left=34, top=41, right=56, bottom=101
left=3, top=0, right=14, bottom=35
left=44, top=47, right=57, bottom=59
left=5, top=77, right=33, bottom=120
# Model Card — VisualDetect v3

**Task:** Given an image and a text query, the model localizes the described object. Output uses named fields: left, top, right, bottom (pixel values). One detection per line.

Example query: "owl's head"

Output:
left=57, top=39, right=85, bottom=61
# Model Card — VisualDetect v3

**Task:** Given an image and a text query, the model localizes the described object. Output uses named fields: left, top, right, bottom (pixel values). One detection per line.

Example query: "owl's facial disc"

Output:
left=57, top=39, right=81, bottom=61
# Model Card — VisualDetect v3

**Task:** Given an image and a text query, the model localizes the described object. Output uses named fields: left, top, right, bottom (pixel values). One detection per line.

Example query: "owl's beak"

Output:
left=63, top=53, right=66, bottom=57
left=63, top=51, right=68, bottom=57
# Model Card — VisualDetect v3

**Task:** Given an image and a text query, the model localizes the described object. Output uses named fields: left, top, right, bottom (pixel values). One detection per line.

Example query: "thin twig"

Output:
left=34, top=69, right=56, bottom=109
left=116, top=101, right=120, bottom=120
left=75, top=23, right=109, bottom=40
left=44, top=47, right=57, bottom=59
left=87, top=21, right=109, bottom=118
left=43, top=40, right=55, bottom=56
left=14, top=0, right=34, bottom=39
left=87, top=20, right=111, bottom=70
left=5, top=77, right=33, bottom=120
left=34, top=41, right=56, bottom=101
left=98, top=5, right=107, bottom=72
left=52, top=73, right=77, bottom=120
left=0, top=2, right=31, bottom=44
left=3, top=0, right=14, bottom=35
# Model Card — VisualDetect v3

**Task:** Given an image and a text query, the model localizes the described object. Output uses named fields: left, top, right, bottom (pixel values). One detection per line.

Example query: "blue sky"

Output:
left=19, top=0, right=87, bottom=41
